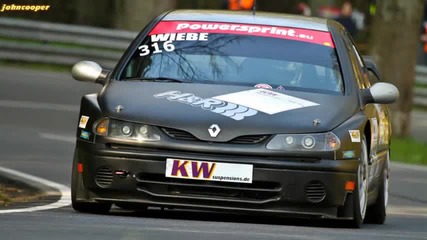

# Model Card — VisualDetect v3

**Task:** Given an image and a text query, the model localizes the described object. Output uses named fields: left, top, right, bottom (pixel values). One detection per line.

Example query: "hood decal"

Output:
left=213, top=89, right=319, bottom=115
left=154, top=89, right=319, bottom=121
left=154, top=91, right=257, bottom=121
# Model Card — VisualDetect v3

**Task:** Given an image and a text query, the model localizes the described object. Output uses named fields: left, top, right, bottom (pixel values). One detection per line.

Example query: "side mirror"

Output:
left=71, top=61, right=109, bottom=85
left=363, top=82, right=399, bottom=104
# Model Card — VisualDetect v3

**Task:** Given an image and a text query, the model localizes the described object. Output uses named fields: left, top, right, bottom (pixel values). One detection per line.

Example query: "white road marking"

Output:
left=39, top=133, right=75, bottom=143
left=0, top=100, right=78, bottom=112
left=388, top=205, right=427, bottom=217
left=0, top=166, right=71, bottom=214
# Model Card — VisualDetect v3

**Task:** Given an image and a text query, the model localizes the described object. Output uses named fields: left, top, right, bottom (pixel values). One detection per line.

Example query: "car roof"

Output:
left=163, top=9, right=330, bottom=32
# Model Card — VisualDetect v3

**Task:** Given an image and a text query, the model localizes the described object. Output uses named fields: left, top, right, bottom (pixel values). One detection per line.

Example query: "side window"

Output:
left=368, top=70, right=380, bottom=85
left=341, top=30, right=369, bottom=89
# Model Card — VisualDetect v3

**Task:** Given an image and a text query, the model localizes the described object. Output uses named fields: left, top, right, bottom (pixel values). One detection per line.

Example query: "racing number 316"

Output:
left=138, top=41, right=175, bottom=56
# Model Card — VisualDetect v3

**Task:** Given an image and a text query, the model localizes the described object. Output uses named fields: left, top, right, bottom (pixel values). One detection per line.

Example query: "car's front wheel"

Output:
left=350, top=136, right=369, bottom=228
left=365, top=152, right=389, bottom=224
left=71, top=150, right=111, bottom=214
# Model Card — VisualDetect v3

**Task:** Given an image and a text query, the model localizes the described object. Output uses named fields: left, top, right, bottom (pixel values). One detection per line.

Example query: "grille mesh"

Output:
left=305, top=181, right=326, bottom=203
left=161, top=127, right=269, bottom=144
left=161, top=127, right=196, bottom=141
left=95, top=167, right=114, bottom=188
left=229, top=135, right=269, bottom=144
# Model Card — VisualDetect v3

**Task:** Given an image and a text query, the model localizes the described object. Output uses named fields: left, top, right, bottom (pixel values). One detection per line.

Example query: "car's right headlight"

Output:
left=266, top=132, right=340, bottom=151
left=94, top=118, right=160, bottom=142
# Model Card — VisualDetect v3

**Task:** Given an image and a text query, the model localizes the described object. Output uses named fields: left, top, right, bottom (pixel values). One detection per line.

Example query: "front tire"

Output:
left=350, top=136, right=369, bottom=228
left=365, top=152, right=389, bottom=224
left=71, top=150, right=111, bottom=214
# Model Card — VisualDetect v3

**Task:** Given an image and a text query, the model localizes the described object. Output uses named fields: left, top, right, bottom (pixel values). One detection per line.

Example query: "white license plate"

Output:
left=165, top=158, right=253, bottom=184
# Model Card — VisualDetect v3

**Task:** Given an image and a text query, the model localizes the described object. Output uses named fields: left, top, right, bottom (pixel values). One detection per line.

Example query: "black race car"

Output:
left=70, top=10, right=399, bottom=228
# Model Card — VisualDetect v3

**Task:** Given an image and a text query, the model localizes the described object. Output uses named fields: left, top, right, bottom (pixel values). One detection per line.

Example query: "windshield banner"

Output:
left=149, top=21, right=335, bottom=48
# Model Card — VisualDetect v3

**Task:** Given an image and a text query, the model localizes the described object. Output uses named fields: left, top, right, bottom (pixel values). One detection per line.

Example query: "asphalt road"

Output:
left=0, top=66, right=426, bottom=240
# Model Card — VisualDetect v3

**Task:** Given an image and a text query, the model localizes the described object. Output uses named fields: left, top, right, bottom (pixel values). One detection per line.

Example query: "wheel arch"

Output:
left=364, top=120, right=371, bottom=158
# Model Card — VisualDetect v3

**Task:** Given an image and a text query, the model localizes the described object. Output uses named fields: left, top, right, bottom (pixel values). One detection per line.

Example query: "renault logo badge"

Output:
left=115, top=105, right=124, bottom=113
left=313, top=119, right=321, bottom=127
left=208, top=124, right=221, bottom=138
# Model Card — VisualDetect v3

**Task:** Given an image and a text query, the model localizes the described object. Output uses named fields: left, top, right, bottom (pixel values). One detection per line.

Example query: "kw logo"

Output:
left=171, top=160, right=216, bottom=179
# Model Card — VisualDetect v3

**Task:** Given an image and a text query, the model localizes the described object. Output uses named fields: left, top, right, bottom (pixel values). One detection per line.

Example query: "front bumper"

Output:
left=74, top=141, right=359, bottom=219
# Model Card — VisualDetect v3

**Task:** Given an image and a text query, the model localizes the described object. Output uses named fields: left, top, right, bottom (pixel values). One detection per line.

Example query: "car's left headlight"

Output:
left=94, top=118, right=161, bottom=142
left=266, top=132, right=340, bottom=151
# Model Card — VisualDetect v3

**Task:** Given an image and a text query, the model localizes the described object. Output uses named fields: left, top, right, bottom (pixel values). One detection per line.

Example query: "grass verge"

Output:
left=0, top=176, right=43, bottom=207
left=391, top=137, right=427, bottom=165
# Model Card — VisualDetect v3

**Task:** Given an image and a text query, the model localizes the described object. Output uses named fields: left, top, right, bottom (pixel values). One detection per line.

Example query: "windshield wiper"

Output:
left=125, top=77, right=192, bottom=83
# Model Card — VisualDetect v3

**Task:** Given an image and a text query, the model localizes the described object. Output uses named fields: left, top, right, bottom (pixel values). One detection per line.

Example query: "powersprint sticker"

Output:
left=149, top=21, right=335, bottom=47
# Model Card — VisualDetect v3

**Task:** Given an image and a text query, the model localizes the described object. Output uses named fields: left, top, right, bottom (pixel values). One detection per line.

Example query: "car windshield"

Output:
left=121, top=21, right=344, bottom=95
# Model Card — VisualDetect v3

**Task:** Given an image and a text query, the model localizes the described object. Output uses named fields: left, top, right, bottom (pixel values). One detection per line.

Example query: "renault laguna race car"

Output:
left=70, top=10, right=399, bottom=228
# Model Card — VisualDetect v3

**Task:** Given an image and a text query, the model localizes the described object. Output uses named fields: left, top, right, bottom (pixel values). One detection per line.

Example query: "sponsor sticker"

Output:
left=213, top=89, right=319, bottom=115
left=154, top=91, right=258, bottom=121
left=342, top=150, right=356, bottom=159
left=165, top=158, right=253, bottom=183
left=349, top=130, right=361, bottom=142
left=254, top=83, right=273, bottom=89
left=79, top=115, right=89, bottom=129
left=149, top=21, right=335, bottom=47
left=80, top=130, right=91, bottom=140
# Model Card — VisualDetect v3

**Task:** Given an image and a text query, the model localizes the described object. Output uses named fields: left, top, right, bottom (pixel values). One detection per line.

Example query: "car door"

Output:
left=340, top=30, right=381, bottom=190
left=366, top=68, right=392, bottom=154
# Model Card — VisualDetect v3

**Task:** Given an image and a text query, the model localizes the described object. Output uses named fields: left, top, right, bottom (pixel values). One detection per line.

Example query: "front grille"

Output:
left=136, top=173, right=282, bottom=203
left=161, top=127, right=269, bottom=144
left=305, top=181, right=326, bottom=203
left=108, top=144, right=321, bottom=163
left=95, top=167, right=114, bottom=188
left=229, top=135, right=269, bottom=144
left=161, top=127, right=197, bottom=141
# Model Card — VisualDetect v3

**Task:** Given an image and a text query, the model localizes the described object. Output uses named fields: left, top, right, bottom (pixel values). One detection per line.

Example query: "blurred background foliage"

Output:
left=0, top=0, right=378, bottom=53
left=0, top=0, right=371, bottom=32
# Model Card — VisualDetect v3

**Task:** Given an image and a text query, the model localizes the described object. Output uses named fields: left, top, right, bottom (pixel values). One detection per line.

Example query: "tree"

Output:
left=75, top=0, right=113, bottom=28
left=257, top=0, right=299, bottom=14
left=369, top=0, right=424, bottom=137
left=113, top=0, right=177, bottom=31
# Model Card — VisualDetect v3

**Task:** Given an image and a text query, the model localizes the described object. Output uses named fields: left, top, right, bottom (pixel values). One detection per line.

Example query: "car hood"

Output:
left=99, top=82, right=359, bottom=142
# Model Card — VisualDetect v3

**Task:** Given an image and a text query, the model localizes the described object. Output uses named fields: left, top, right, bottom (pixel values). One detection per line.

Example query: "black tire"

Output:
left=365, top=154, right=389, bottom=224
left=350, top=136, right=369, bottom=228
left=72, top=200, right=111, bottom=214
left=71, top=151, right=111, bottom=214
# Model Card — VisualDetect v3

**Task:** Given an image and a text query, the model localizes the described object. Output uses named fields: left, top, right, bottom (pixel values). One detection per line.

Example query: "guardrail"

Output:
left=415, top=66, right=427, bottom=108
left=0, top=17, right=426, bottom=108
left=0, top=17, right=136, bottom=69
